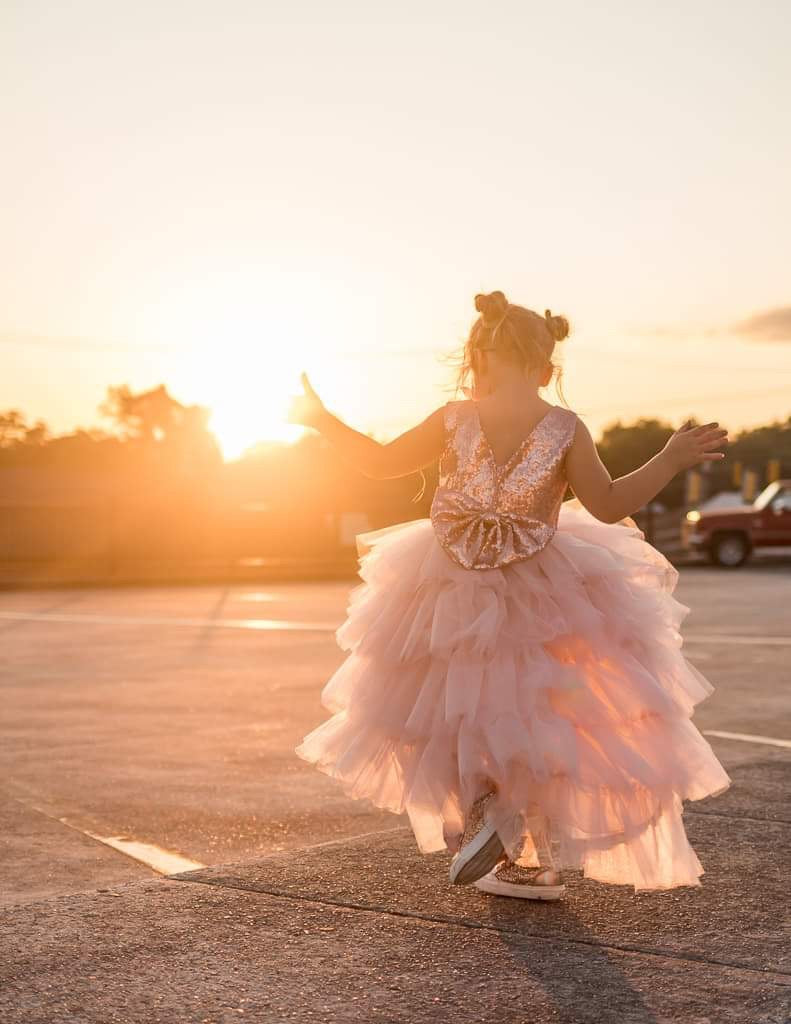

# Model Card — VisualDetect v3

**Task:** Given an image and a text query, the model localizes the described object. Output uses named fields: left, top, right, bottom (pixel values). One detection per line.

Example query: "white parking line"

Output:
left=4, top=612, right=789, bottom=646
left=81, top=831, right=206, bottom=874
left=703, top=730, right=791, bottom=749
left=11, top=795, right=206, bottom=874
left=0, top=611, right=337, bottom=632
left=684, top=633, right=791, bottom=647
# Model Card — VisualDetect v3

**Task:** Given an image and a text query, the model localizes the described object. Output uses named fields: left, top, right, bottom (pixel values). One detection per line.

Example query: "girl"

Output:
left=290, top=291, right=731, bottom=900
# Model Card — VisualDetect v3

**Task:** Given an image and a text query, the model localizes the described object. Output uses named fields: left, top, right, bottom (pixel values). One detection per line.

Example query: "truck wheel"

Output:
left=710, top=532, right=750, bottom=568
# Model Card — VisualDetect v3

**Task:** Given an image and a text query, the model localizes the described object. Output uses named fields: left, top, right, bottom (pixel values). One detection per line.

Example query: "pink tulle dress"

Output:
left=295, top=400, right=731, bottom=891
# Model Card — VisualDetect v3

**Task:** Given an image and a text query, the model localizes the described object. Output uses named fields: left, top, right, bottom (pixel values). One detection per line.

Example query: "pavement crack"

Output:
left=167, top=874, right=791, bottom=984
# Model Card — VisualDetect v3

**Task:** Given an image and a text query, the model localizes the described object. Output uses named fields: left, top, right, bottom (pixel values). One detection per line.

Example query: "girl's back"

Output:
left=430, top=398, right=578, bottom=570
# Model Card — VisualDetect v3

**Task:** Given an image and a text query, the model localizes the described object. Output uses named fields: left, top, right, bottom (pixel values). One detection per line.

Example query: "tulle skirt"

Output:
left=295, top=499, right=731, bottom=891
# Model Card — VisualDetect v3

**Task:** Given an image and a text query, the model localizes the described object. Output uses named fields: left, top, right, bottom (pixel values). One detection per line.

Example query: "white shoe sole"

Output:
left=474, top=871, right=566, bottom=900
left=448, top=822, right=505, bottom=886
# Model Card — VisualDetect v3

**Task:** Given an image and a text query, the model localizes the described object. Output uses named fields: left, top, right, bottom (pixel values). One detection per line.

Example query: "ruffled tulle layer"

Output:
left=295, top=499, right=731, bottom=891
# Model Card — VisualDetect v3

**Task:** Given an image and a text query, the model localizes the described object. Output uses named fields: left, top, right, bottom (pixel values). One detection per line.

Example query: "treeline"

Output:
left=0, top=385, right=221, bottom=479
left=596, top=415, right=791, bottom=506
left=1, top=385, right=789, bottom=580
left=2, top=386, right=790, bottom=517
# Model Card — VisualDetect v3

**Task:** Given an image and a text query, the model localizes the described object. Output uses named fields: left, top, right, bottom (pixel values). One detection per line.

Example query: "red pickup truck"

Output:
left=682, top=479, right=791, bottom=566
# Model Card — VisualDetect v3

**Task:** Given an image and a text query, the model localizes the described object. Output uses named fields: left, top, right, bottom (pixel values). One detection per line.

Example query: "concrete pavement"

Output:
left=1, top=568, right=790, bottom=1022
left=2, top=782, right=789, bottom=1023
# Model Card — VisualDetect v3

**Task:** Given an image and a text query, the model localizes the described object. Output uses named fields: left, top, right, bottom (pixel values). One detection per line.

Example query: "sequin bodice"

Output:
left=430, top=400, right=578, bottom=569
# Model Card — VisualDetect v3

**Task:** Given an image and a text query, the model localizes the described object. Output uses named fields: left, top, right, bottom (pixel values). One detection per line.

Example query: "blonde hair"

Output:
left=456, top=290, right=571, bottom=404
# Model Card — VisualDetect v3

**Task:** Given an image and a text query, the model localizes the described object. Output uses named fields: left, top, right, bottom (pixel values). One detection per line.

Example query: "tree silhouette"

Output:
left=0, top=410, right=49, bottom=448
left=101, top=384, right=207, bottom=442
left=100, top=383, right=221, bottom=474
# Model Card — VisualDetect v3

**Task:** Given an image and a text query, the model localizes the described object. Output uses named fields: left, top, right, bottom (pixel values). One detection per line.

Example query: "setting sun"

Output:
left=137, top=273, right=364, bottom=459
left=209, top=394, right=303, bottom=459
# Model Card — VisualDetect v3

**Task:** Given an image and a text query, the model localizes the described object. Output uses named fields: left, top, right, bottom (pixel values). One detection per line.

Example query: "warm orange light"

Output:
left=208, top=400, right=302, bottom=459
left=145, top=278, right=355, bottom=460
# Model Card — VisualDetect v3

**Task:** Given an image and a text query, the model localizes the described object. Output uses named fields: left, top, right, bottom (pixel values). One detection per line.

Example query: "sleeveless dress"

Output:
left=295, top=400, right=731, bottom=891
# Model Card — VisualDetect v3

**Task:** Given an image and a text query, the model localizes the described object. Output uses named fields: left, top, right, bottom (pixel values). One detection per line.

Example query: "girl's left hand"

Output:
left=662, top=420, right=729, bottom=471
left=287, top=373, right=327, bottom=429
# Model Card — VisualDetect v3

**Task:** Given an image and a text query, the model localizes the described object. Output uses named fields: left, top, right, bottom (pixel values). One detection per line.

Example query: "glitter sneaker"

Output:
left=448, top=791, right=505, bottom=886
left=474, top=860, right=566, bottom=900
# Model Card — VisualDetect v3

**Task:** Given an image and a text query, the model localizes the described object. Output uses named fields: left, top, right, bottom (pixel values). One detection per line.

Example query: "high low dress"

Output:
left=295, top=400, right=731, bottom=891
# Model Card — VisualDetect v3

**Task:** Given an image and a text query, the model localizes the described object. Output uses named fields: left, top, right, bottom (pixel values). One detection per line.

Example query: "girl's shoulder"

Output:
left=442, top=398, right=475, bottom=429
left=550, top=405, right=580, bottom=448
left=552, top=404, right=578, bottom=425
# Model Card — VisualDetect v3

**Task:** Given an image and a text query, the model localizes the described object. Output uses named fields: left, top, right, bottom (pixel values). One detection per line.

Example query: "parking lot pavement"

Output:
left=1, top=773, right=789, bottom=1024
left=0, top=568, right=789, bottom=1022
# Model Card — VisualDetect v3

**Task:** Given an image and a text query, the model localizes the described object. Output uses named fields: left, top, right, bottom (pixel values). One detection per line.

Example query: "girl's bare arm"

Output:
left=565, top=418, right=728, bottom=524
left=288, top=373, right=446, bottom=479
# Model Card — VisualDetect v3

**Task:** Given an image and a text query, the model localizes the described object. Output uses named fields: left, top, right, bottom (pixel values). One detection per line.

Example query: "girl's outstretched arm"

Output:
left=565, top=418, right=729, bottom=524
left=288, top=373, right=446, bottom=479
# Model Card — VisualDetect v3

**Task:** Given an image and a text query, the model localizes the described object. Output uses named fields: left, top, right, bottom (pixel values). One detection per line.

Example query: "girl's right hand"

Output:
left=287, top=373, right=327, bottom=429
left=662, top=420, right=729, bottom=471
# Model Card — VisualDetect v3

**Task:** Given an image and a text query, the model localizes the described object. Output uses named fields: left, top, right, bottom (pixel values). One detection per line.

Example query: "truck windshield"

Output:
left=753, top=482, right=783, bottom=510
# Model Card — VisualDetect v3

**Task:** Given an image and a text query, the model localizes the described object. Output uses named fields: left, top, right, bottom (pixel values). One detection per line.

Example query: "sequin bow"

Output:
left=431, top=489, right=555, bottom=570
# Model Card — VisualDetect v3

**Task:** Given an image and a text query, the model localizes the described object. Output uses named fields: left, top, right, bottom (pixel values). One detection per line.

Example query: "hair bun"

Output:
left=474, top=290, right=509, bottom=326
left=544, top=309, right=570, bottom=342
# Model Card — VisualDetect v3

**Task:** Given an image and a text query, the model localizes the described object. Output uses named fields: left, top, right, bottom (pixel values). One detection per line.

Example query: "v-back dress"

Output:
left=295, top=400, right=731, bottom=891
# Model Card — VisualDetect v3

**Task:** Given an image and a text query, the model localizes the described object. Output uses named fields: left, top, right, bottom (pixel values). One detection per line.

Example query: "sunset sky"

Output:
left=3, top=1, right=790, bottom=458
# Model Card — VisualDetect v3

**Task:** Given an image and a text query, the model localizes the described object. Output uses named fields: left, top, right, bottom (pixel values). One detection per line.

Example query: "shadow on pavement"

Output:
left=485, top=896, right=660, bottom=1024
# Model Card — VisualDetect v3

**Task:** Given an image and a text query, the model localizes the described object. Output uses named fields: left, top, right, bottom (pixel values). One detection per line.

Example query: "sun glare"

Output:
left=209, top=396, right=303, bottom=460
left=145, top=273, right=357, bottom=460
left=200, top=338, right=312, bottom=459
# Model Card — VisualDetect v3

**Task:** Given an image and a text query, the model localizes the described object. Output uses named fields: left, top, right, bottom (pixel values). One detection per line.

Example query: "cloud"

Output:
left=731, top=306, right=791, bottom=342
left=624, top=306, right=791, bottom=344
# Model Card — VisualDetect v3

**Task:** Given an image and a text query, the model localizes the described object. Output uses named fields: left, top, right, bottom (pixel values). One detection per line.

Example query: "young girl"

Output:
left=290, top=291, right=731, bottom=900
